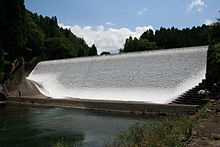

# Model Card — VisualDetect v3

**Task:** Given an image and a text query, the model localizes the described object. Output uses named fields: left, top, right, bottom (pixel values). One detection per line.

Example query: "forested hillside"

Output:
left=0, top=0, right=97, bottom=79
left=121, top=25, right=209, bottom=52
left=24, top=10, right=97, bottom=61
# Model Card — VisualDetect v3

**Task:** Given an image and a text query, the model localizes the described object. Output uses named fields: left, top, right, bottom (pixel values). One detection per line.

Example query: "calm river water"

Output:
left=0, top=105, right=158, bottom=147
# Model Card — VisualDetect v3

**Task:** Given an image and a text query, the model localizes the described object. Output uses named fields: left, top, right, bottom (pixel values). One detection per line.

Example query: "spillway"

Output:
left=28, top=46, right=208, bottom=104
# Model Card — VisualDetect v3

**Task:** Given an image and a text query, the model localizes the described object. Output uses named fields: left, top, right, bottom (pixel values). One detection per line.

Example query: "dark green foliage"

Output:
left=122, top=25, right=209, bottom=53
left=77, top=47, right=85, bottom=57
left=0, top=0, right=26, bottom=61
left=23, top=10, right=96, bottom=61
left=0, top=40, right=3, bottom=72
left=147, top=25, right=209, bottom=49
left=209, top=23, right=220, bottom=44
left=206, top=13, right=220, bottom=87
left=140, top=29, right=154, bottom=42
left=45, top=37, right=70, bottom=60
left=211, top=43, right=220, bottom=63
left=123, top=37, right=157, bottom=52
left=108, top=115, right=195, bottom=147
left=0, top=0, right=26, bottom=81
left=88, top=44, right=97, bottom=56
left=100, top=51, right=111, bottom=55
left=206, top=43, right=220, bottom=86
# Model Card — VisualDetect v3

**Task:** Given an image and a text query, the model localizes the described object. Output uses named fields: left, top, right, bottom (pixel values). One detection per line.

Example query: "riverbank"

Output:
left=107, top=99, right=220, bottom=147
left=187, top=100, right=220, bottom=147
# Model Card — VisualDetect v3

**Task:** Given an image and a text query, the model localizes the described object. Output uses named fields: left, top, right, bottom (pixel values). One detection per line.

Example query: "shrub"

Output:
left=108, top=115, right=195, bottom=147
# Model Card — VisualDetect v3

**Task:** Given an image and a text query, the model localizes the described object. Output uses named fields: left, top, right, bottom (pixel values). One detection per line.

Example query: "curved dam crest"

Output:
left=28, top=46, right=208, bottom=104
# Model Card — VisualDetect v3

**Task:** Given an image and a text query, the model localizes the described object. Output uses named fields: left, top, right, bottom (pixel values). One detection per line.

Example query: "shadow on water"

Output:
left=0, top=105, right=158, bottom=147
left=0, top=105, right=85, bottom=147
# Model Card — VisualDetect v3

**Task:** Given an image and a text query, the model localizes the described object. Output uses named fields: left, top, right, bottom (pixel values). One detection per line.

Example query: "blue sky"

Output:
left=25, top=0, right=220, bottom=53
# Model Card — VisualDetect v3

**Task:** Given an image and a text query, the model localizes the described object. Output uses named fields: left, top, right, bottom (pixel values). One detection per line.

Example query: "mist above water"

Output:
left=28, top=46, right=208, bottom=104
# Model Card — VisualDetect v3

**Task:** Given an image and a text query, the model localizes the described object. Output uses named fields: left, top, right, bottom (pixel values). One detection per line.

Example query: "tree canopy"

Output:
left=206, top=14, right=220, bottom=85
left=23, top=10, right=97, bottom=61
left=0, top=0, right=26, bottom=61
left=121, top=25, right=210, bottom=53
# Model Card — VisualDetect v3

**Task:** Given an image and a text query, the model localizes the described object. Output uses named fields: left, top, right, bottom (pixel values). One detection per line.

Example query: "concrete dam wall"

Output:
left=28, top=46, right=208, bottom=104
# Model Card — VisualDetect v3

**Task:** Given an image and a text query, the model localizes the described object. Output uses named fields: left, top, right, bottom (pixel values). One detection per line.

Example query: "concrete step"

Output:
left=175, top=97, right=201, bottom=100
left=173, top=101, right=201, bottom=105
left=180, top=94, right=199, bottom=97
left=173, top=98, right=202, bottom=103
left=172, top=79, right=208, bottom=105
left=177, top=98, right=201, bottom=101
left=182, top=93, right=200, bottom=97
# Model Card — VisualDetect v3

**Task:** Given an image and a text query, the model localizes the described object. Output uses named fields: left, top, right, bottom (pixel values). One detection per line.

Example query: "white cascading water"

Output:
left=27, top=46, right=208, bottom=104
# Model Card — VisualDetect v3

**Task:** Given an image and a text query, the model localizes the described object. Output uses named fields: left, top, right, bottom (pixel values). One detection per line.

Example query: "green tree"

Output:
left=140, top=29, right=154, bottom=41
left=206, top=13, right=220, bottom=86
left=138, top=39, right=157, bottom=51
left=77, top=47, right=85, bottom=57
left=123, top=37, right=157, bottom=52
left=0, top=0, right=26, bottom=61
left=124, top=36, right=133, bottom=52
left=122, top=25, right=209, bottom=53
left=88, top=44, right=97, bottom=56
left=23, top=10, right=95, bottom=60
left=24, top=11, right=45, bottom=61
left=210, top=22, right=220, bottom=44
left=45, top=37, right=70, bottom=60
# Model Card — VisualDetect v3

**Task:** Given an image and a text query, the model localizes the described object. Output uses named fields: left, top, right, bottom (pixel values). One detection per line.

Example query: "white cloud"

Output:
left=105, top=22, right=114, bottom=26
left=204, top=19, right=213, bottom=25
left=59, top=23, right=153, bottom=54
left=137, top=8, right=148, bottom=15
left=187, top=0, right=205, bottom=12
left=197, top=8, right=203, bottom=12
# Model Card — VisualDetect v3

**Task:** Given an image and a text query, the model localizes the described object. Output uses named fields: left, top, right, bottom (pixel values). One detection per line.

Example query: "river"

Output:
left=0, top=105, right=158, bottom=147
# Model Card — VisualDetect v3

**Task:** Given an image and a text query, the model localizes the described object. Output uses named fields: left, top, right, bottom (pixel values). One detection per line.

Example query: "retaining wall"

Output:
left=7, top=96, right=198, bottom=115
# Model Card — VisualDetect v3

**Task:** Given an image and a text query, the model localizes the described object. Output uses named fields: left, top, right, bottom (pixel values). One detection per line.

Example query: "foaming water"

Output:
left=28, top=46, right=208, bottom=104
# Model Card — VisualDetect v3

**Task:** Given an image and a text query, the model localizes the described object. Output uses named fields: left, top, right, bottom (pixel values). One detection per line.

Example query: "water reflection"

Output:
left=0, top=105, right=156, bottom=147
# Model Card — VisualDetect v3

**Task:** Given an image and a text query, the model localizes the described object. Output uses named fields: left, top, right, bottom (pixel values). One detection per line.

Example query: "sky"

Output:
left=25, top=0, right=220, bottom=54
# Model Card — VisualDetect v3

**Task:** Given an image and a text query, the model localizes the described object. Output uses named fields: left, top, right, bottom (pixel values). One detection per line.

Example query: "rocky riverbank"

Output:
left=188, top=100, right=220, bottom=147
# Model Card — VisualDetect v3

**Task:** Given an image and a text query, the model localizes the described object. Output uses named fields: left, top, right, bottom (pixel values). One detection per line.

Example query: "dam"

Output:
left=27, top=46, right=208, bottom=104
left=1, top=46, right=208, bottom=146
